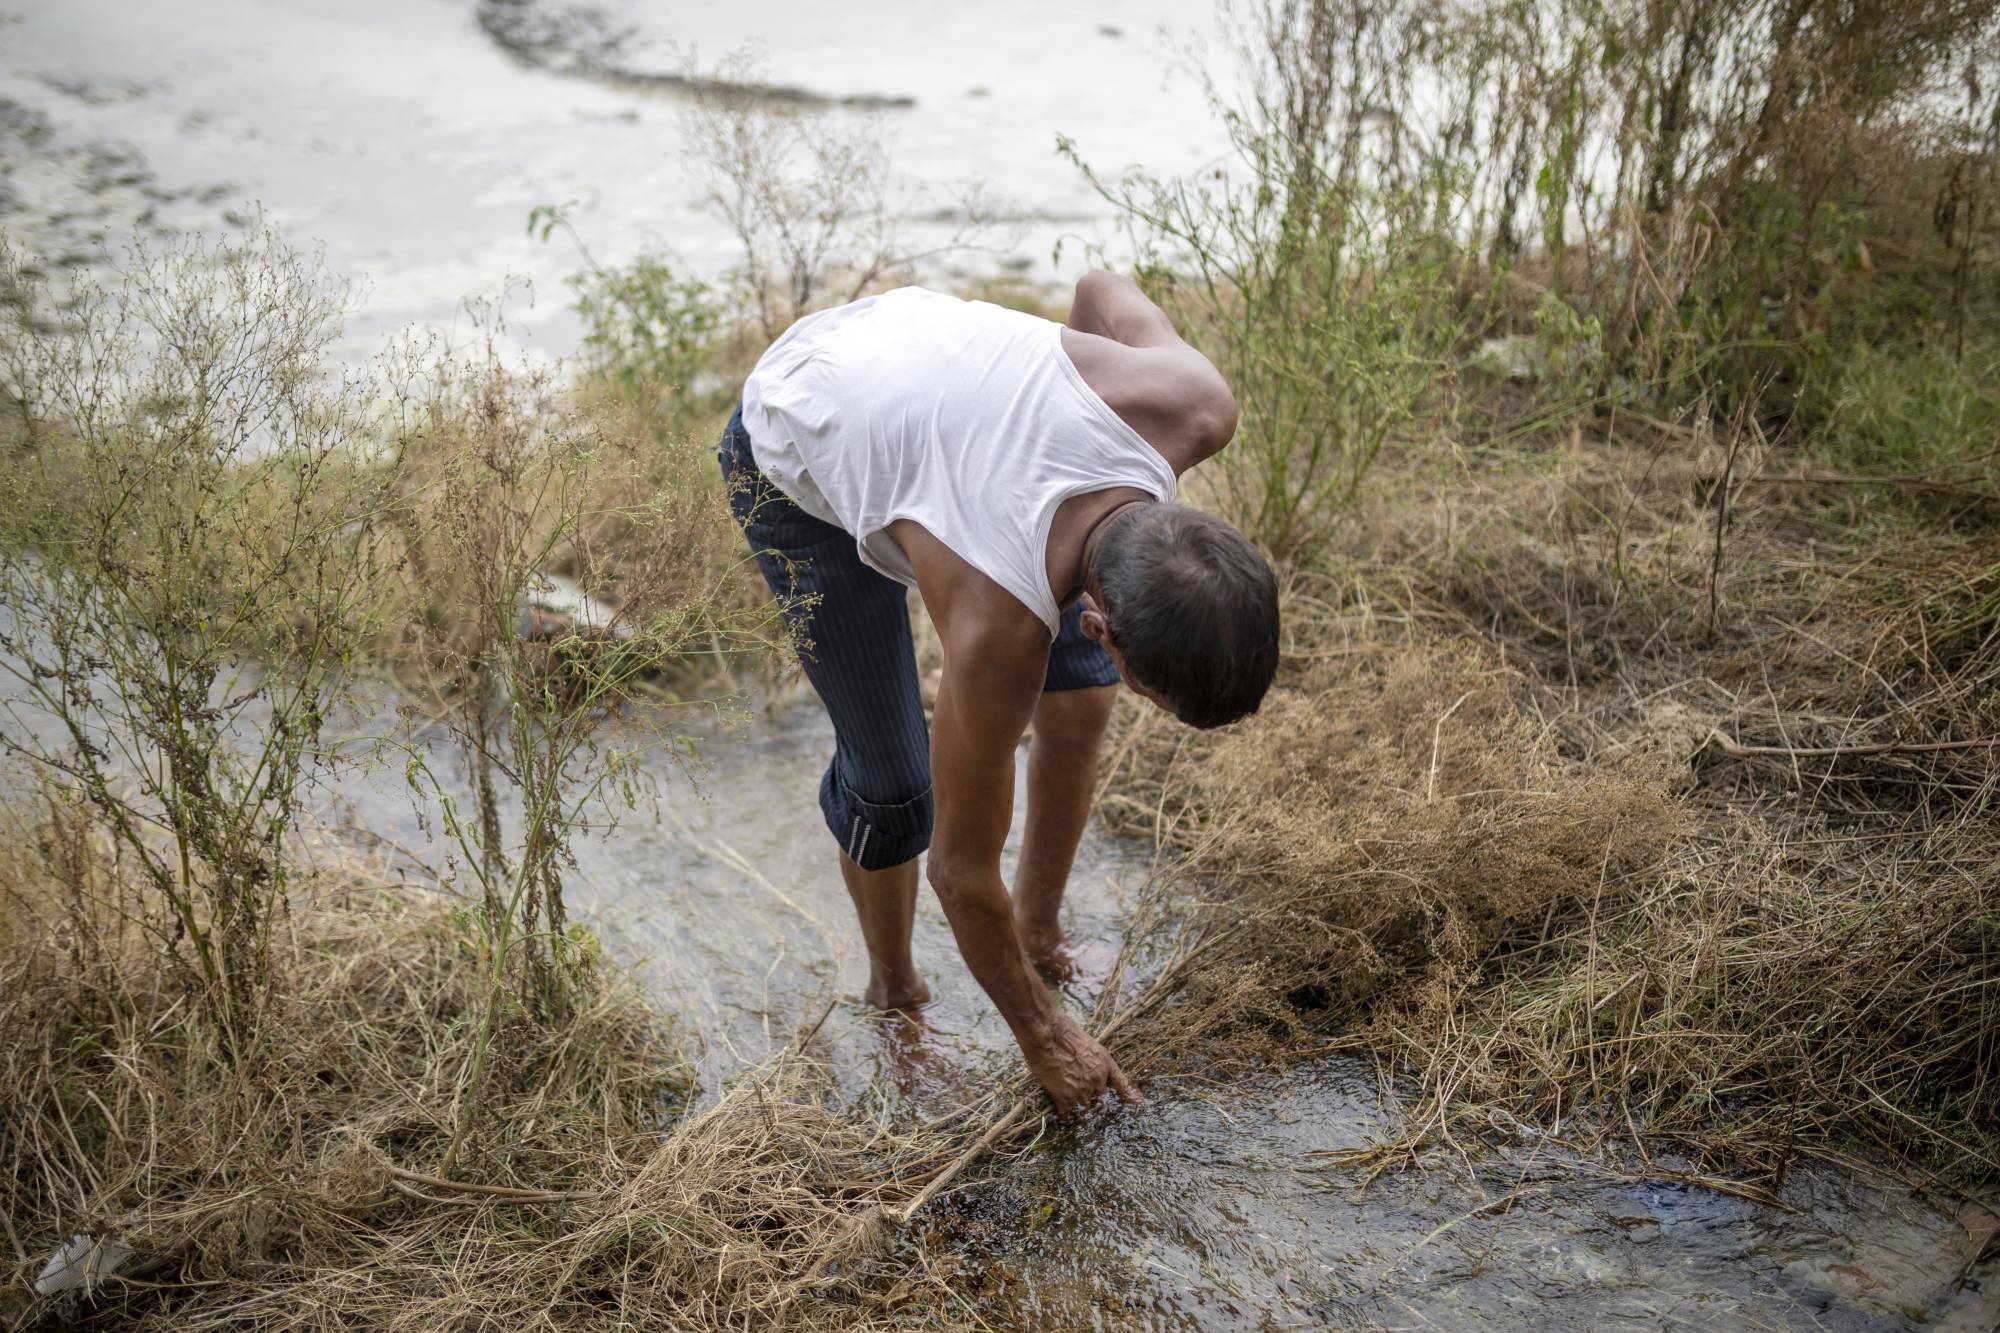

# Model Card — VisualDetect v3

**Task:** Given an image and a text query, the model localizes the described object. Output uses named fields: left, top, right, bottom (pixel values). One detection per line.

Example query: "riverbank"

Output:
left=7, top=207, right=2000, bottom=1333
left=7, top=703, right=1998, bottom=1329
left=5, top=0, right=2000, bottom=1321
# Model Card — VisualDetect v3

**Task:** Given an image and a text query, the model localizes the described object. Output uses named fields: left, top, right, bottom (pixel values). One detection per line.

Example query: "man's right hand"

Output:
left=1025, top=1011, right=1143, bottom=1116
left=904, top=558, right=1145, bottom=1120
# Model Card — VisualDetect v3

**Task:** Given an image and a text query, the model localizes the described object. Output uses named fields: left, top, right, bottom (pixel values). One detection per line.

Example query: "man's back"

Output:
left=741, top=287, right=1178, bottom=634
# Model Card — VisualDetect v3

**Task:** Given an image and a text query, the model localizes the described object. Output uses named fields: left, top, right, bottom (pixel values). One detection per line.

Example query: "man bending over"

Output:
left=718, top=271, right=1279, bottom=1113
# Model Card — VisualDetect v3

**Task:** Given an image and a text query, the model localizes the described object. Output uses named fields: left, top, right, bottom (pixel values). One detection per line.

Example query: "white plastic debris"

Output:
left=1471, top=334, right=1544, bottom=382
left=34, top=1232, right=134, bottom=1295
left=519, top=571, right=631, bottom=641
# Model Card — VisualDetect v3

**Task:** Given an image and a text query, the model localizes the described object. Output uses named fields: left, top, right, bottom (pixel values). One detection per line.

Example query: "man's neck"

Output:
left=1056, top=491, right=1153, bottom=609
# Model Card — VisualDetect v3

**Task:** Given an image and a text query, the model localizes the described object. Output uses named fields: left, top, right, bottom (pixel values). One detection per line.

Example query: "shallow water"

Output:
left=0, top=0, right=1228, bottom=362
left=960, top=1063, right=2000, bottom=1329
left=311, top=687, right=2000, bottom=1331
left=318, top=681, right=1152, bottom=1102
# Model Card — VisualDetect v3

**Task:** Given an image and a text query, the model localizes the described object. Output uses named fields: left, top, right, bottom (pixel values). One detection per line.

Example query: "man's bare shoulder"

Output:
left=1057, top=328, right=1236, bottom=465
left=887, top=518, right=1049, bottom=662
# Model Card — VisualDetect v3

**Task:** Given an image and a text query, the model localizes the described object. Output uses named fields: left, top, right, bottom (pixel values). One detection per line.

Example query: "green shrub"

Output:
left=1810, top=338, right=2000, bottom=478
left=0, top=229, right=395, bottom=1052
left=569, top=250, right=723, bottom=407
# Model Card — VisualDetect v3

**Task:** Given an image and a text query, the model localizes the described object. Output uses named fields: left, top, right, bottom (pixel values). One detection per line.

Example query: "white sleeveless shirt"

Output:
left=740, top=287, right=1178, bottom=636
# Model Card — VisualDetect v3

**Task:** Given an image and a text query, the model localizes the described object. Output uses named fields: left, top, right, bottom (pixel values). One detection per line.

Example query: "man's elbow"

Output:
left=1193, top=380, right=1239, bottom=456
left=1075, top=268, right=1129, bottom=304
left=1069, top=269, right=1124, bottom=331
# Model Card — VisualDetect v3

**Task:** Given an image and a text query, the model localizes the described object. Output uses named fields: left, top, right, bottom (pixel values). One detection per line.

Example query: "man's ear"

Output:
left=1077, top=593, right=1111, bottom=645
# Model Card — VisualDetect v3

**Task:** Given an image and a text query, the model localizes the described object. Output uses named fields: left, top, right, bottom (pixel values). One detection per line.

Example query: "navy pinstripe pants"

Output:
left=719, top=404, right=1119, bottom=871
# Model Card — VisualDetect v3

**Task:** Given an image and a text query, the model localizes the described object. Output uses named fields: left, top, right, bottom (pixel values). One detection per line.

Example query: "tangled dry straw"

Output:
left=1092, top=613, right=1680, bottom=1073
left=0, top=823, right=992, bottom=1331
left=1091, top=419, right=2000, bottom=1187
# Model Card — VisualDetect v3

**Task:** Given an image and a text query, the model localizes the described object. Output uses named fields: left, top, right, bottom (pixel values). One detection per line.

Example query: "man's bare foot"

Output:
left=1020, top=925, right=1118, bottom=990
left=1021, top=928, right=1080, bottom=982
left=874, top=1004, right=969, bottom=1100
left=862, top=973, right=931, bottom=1012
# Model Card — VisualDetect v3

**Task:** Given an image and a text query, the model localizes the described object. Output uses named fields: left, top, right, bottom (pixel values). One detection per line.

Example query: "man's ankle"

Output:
left=1014, top=905, right=1063, bottom=953
left=863, top=970, right=931, bottom=1012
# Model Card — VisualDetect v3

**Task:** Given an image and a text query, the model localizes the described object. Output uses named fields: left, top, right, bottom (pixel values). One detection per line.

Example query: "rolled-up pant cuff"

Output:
left=822, top=767, right=932, bottom=871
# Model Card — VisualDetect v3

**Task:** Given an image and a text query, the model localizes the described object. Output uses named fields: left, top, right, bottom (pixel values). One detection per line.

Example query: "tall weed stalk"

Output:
left=0, top=230, right=394, bottom=1059
left=379, top=319, right=784, bottom=1172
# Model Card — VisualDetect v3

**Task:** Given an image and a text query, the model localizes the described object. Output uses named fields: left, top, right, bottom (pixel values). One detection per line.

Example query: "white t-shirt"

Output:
left=740, top=287, right=1178, bottom=636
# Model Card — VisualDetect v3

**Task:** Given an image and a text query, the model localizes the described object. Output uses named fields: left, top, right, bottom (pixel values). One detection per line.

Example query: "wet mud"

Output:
left=475, top=0, right=918, bottom=109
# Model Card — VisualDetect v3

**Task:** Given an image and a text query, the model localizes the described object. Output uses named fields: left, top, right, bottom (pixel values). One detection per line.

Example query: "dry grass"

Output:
left=1092, top=416, right=2000, bottom=1188
left=1092, top=603, right=1679, bottom=1067
left=1394, top=805, right=2000, bottom=1181
left=0, top=817, right=977, bottom=1331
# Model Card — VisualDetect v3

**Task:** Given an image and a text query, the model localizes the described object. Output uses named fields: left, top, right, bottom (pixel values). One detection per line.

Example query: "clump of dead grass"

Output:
left=0, top=817, right=963, bottom=1330
left=1387, top=802, right=2000, bottom=1183
left=1094, top=597, right=1680, bottom=1078
left=1096, top=417, right=2000, bottom=1187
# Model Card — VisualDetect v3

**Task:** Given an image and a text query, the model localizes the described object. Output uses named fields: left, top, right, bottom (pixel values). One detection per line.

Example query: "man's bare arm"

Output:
left=923, top=613, right=1138, bottom=1114
left=1067, top=269, right=1183, bottom=348
left=1063, top=271, right=1239, bottom=463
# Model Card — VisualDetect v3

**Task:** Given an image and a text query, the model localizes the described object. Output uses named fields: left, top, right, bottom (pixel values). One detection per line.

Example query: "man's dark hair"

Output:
left=1093, top=503, right=1279, bottom=729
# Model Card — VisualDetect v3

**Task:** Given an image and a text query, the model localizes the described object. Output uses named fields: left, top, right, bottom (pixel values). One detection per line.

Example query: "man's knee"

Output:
left=820, top=764, right=933, bottom=872
left=1037, top=681, right=1118, bottom=733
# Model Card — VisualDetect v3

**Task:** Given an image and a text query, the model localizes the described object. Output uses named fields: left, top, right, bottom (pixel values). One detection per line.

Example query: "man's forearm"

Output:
left=1067, top=270, right=1181, bottom=349
left=927, top=862, right=1057, bottom=1049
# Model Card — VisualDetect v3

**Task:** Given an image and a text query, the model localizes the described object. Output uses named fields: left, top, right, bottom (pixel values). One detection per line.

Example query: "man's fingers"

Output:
left=1109, top=1065, right=1144, bottom=1106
